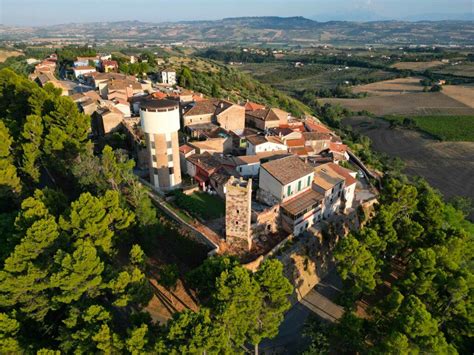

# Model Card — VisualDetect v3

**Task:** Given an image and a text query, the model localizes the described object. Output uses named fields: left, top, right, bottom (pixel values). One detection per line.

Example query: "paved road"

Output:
left=260, top=268, right=344, bottom=354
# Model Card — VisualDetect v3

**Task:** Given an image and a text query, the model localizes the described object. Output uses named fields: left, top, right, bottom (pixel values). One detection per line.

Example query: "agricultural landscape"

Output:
left=217, top=47, right=474, bottom=219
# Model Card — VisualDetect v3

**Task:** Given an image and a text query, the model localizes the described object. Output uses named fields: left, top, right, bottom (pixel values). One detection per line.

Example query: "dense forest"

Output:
left=0, top=68, right=293, bottom=353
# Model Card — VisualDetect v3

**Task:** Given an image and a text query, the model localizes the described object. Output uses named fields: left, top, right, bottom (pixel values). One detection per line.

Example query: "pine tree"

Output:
left=0, top=313, right=21, bottom=353
left=0, top=121, right=21, bottom=202
left=20, top=114, right=43, bottom=183
left=213, top=266, right=262, bottom=350
left=60, top=190, right=134, bottom=254
left=50, top=240, right=104, bottom=304
left=250, top=259, right=293, bottom=354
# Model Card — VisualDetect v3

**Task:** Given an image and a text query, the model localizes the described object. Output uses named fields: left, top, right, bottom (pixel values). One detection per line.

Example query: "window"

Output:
left=169, top=167, right=174, bottom=174
left=168, top=155, right=173, bottom=162
left=287, top=185, right=291, bottom=197
left=236, top=209, right=240, bottom=214
left=307, top=175, right=311, bottom=186
left=297, top=180, right=302, bottom=191
left=152, top=154, right=156, bottom=161
left=167, top=141, right=172, bottom=149
left=153, top=168, right=159, bottom=175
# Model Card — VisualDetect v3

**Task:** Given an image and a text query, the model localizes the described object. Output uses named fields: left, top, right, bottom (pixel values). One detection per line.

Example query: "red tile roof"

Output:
left=244, top=101, right=265, bottom=111
left=328, top=142, right=348, bottom=153
left=152, top=91, right=167, bottom=100
left=305, top=119, right=333, bottom=134
left=285, top=138, right=305, bottom=147
left=179, top=144, right=195, bottom=154
left=326, top=163, right=357, bottom=186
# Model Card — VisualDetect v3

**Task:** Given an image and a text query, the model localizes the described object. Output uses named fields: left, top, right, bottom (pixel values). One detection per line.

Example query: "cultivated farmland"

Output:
left=320, top=92, right=474, bottom=116
left=343, top=116, right=474, bottom=220
left=352, top=77, right=424, bottom=96
left=391, top=61, right=446, bottom=71
left=0, top=50, right=22, bottom=63
left=384, top=115, right=474, bottom=142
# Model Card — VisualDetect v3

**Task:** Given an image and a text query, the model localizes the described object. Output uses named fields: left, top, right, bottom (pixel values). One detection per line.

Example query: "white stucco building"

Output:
left=161, top=69, right=177, bottom=86
left=246, top=135, right=287, bottom=155
left=258, top=155, right=323, bottom=236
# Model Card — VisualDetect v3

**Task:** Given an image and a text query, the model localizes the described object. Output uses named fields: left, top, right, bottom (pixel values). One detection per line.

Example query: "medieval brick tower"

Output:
left=225, top=177, right=252, bottom=251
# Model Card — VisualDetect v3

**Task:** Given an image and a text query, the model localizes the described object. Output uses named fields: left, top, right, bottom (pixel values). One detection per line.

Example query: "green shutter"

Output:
left=298, top=180, right=302, bottom=191
left=287, top=185, right=291, bottom=196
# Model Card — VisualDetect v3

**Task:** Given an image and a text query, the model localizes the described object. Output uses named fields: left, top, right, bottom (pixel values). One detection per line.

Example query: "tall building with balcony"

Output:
left=140, top=99, right=182, bottom=191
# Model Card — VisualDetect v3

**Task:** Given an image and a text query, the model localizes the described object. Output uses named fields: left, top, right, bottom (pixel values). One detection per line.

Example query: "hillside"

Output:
left=1, top=17, right=473, bottom=45
left=164, top=57, right=310, bottom=116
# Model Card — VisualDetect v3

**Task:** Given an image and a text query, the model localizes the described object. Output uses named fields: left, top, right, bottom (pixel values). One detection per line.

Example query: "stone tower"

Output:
left=225, top=177, right=252, bottom=251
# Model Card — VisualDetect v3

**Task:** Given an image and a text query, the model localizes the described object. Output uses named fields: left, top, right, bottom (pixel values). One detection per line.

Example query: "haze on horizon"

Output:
left=0, top=0, right=472, bottom=26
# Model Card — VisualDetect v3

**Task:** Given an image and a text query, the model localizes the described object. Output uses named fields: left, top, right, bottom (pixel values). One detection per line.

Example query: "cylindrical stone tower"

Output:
left=140, top=99, right=182, bottom=191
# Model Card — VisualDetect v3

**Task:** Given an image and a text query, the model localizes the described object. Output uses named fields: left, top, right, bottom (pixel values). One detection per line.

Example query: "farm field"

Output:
left=343, top=116, right=474, bottom=220
left=385, top=115, right=474, bottom=142
left=239, top=62, right=396, bottom=92
left=320, top=91, right=474, bottom=116
left=441, top=85, right=474, bottom=108
left=352, top=77, right=424, bottom=96
left=0, top=50, right=22, bottom=62
left=391, top=61, right=446, bottom=71
left=433, top=63, right=474, bottom=78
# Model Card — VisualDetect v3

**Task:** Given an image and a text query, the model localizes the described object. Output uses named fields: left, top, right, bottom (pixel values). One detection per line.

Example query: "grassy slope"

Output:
left=169, top=57, right=311, bottom=116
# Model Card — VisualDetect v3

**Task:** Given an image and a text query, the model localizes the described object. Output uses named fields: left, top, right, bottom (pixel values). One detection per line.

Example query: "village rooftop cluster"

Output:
left=29, top=51, right=377, bottom=256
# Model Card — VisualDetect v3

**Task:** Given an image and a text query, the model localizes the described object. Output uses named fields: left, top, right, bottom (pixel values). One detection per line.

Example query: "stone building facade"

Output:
left=225, top=177, right=252, bottom=251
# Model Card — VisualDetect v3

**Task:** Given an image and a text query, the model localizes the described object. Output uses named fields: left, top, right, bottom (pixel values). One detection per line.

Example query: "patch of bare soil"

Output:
left=321, top=92, right=474, bottom=116
left=442, top=85, right=474, bottom=108
left=343, top=116, right=474, bottom=220
left=352, top=77, right=424, bottom=96
left=391, top=61, right=445, bottom=71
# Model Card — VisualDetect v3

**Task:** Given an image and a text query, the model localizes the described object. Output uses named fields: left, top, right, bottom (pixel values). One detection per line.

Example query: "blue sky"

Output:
left=1, top=0, right=472, bottom=26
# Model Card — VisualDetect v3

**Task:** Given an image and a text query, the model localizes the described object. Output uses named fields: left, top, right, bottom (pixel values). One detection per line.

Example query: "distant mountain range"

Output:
left=1, top=16, right=473, bottom=46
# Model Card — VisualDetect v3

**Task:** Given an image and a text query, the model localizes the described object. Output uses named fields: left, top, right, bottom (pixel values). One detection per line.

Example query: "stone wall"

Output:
left=225, top=177, right=252, bottom=251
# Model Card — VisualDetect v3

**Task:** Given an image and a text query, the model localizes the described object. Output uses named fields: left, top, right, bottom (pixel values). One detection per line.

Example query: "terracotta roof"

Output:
left=244, top=101, right=266, bottom=111
left=183, top=100, right=218, bottom=117
left=152, top=91, right=168, bottom=100
left=246, top=108, right=280, bottom=122
left=108, top=79, right=142, bottom=91
left=324, top=163, right=357, bottom=186
left=281, top=189, right=324, bottom=216
left=214, top=100, right=237, bottom=116
left=188, top=138, right=227, bottom=153
left=313, top=164, right=345, bottom=191
left=83, top=90, right=101, bottom=101
left=305, top=119, right=333, bottom=134
left=186, top=152, right=221, bottom=172
left=285, top=138, right=305, bottom=148
left=293, top=147, right=314, bottom=157
left=102, top=60, right=118, bottom=66
left=210, top=166, right=238, bottom=185
left=179, top=144, right=195, bottom=155
left=94, top=72, right=132, bottom=81
left=302, top=132, right=332, bottom=141
left=328, top=142, right=348, bottom=153
left=261, top=155, right=314, bottom=185
left=246, top=135, right=267, bottom=146
left=235, top=150, right=290, bottom=166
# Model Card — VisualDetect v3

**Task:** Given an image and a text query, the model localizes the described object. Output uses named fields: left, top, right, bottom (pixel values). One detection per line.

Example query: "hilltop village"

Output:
left=29, top=51, right=377, bottom=260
